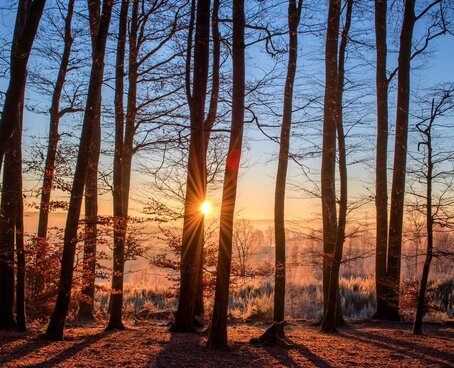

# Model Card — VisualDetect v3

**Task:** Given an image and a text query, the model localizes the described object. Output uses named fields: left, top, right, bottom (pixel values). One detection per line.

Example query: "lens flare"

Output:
left=200, top=200, right=212, bottom=216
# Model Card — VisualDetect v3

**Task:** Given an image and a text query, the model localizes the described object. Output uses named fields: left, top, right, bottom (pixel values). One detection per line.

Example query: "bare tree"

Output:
left=44, top=0, right=114, bottom=340
left=273, top=0, right=303, bottom=326
left=207, top=0, right=245, bottom=348
left=171, top=0, right=210, bottom=333
left=411, top=87, right=454, bottom=334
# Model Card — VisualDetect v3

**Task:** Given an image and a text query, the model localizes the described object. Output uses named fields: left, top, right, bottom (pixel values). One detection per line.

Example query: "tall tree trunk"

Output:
left=386, top=0, right=415, bottom=321
left=273, top=0, right=302, bottom=324
left=207, top=0, right=245, bottom=348
left=78, top=0, right=103, bottom=322
left=0, top=0, right=46, bottom=175
left=44, top=0, right=114, bottom=341
left=78, top=114, right=101, bottom=320
left=321, top=0, right=340, bottom=320
left=35, top=0, right=75, bottom=297
left=321, top=0, right=352, bottom=333
left=194, top=0, right=221, bottom=321
left=373, top=0, right=390, bottom=320
left=172, top=0, right=210, bottom=333
left=0, top=0, right=33, bottom=331
left=106, top=0, right=130, bottom=330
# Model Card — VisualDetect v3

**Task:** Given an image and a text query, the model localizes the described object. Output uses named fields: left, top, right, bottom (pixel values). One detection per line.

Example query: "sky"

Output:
left=1, top=1, right=454, bottom=226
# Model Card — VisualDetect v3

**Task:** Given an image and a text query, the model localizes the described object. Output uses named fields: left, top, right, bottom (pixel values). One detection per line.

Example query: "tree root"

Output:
left=250, top=321, right=292, bottom=347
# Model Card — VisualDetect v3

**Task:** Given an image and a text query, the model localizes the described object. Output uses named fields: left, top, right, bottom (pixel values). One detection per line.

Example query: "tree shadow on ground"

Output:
left=262, top=339, right=334, bottom=368
left=341, top=327, right=453, bottom=367
left=0, top=329, right=114, bottom=367
left=153, top=330, right=272, bottom=368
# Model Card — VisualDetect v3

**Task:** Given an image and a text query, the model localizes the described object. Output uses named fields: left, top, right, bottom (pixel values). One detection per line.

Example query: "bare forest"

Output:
left=0, top=0, right=453, bottom=367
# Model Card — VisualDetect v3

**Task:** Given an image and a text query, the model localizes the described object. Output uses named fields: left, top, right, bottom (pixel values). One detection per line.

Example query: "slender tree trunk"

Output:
left=172, top=0, right=210, bottom=333
left=273, top=0, right=302, bottom=324
left=107, top=0, right=129, bottom=330
left=413, top=101, right=434, bottom=335
left=44, top=0, right=114, bottom=341
left=78, top=0, right=104, bottom=322
left=321, top=0, right=340, bottom=320
left=0, top=0, right=46, bottom=175
left=35, top=0, right=75, bottom=297
left=207, top=0, right=245, bottom=348
left=386, top=0, right=415, bottom=321
left=321, top=0, right=352, bottom=333
left=15, top=81, right=26, bottom=332
left=373, top=0, right=390, bottom=320
left=194, top=0, right=221, bottom=321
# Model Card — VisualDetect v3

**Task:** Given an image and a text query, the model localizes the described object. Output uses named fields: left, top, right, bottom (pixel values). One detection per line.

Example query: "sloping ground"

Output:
left=0, top=321, right=452, bottom=367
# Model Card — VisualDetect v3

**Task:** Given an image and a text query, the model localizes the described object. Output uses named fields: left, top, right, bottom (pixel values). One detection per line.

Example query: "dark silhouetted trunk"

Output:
left=107, top=0, right=131, bottom=330
left=44, top=0, right=114, bottom=341
left=207, top=0, right=245, bottom=348
left=321, top=0, right=340, bottom=320
left=35, top=0, right=75, bottom=297
left=0, top=0, right=46, bottom=175
left=373, top=0, right=390, bottom=320
left=16, top=170, right=26, bottom=332
left=0, top=0, right=33, bottom=331
left=321, top=0, right=352, bottom=333
left=273, top=0, right=302, bottom=324
left=78, top=0, right=104, bottom=321
left=172, top=0, right=210, bottom=333
left=413, top=98, right=436, bottom=335
left=194, top=0, right=221, bottom=321
left=386, top=0, right=415, bottom=321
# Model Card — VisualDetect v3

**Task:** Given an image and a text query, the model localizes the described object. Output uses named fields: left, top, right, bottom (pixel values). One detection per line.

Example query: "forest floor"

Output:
left=0, top=320, right=452, bottom=368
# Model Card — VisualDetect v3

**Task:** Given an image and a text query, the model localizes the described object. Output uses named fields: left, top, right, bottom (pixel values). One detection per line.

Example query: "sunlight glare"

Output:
left=200, top=200, right=212, bottom=216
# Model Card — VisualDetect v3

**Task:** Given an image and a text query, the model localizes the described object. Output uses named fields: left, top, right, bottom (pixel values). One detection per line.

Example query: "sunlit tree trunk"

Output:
left=35, top=0, right=75, bottom=297
left=107, top=0, right=130, bottom=329
left=44, top=0, right=114, bottom=341
left=0, top=0, right=46, bottom=175
left=273, top=0, right=302, bottom=324
left=386, top=0, right=415, bottom=321
left=172, top=0, right=210, bottom=333
left=207, top=0, right=245, bottom=348
left=321, top=0, right=352, bottom=333
left=373, top=0, right=390, bottom=320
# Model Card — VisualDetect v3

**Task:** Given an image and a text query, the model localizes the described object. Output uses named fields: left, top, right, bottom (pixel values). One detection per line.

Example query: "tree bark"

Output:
left=321, top=0, right=340, bottom=320
left=207, top=0, right=245, bottom=348
left=172, top=0, right=210, bottom=333
left=273, top=0, right=302, bottom=324
left=0, top=0, right=46, bottom=175
left=44, top=0, right=114, bottom=341
left=194, top=0, right=221, bottom=321
left=0, top=0, right=33, bottom=331
left=107, top=0, right=132, bottom=330
left=35, top=0, right=75, bottom=297
left=373, top=0, right=390, bottom=320
left=386, top=0, right=415, bottom=321
left=321, top=0, right=352, bottom=333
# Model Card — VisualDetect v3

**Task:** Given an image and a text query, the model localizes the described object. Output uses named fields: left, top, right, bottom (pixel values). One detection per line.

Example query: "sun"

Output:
left=200, top=200, right=212, bottom=216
